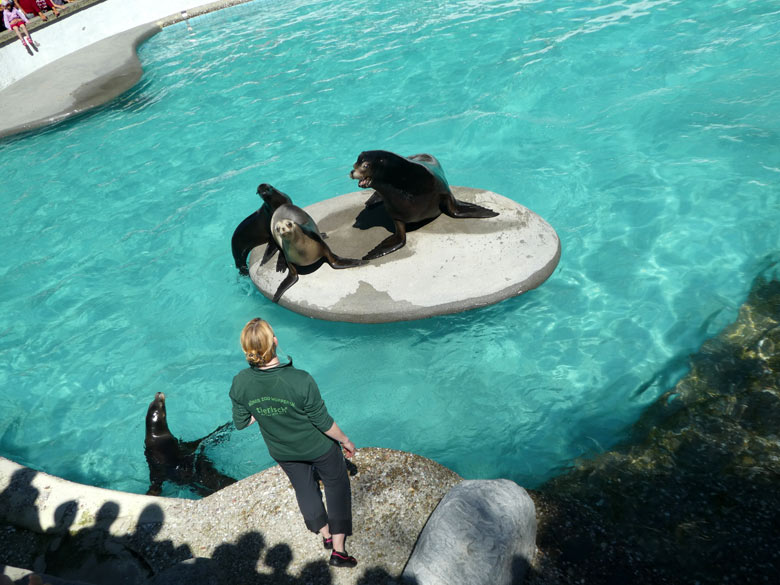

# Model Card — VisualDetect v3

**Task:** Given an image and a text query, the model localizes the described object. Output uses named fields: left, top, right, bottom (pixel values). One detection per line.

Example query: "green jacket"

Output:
left=229, top=361, right=335, bottom=461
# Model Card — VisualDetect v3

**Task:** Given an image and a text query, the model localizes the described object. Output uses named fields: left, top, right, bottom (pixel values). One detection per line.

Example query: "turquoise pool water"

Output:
left=1, top=0, right=778, bottom=498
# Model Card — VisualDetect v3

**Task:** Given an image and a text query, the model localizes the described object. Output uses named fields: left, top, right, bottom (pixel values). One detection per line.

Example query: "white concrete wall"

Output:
left=0, top=0, right=226, bottom=91
left=0, top=456, right=174, bottom=536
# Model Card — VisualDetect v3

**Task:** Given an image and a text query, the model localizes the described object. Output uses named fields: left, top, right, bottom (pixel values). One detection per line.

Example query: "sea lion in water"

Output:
left=270, top=204, right=365, bottom=303
left=231, top=183, right=292, bottom=275
left=349, top=150, right=499, bottom=260
left=144, top=392, right=236, bottom=497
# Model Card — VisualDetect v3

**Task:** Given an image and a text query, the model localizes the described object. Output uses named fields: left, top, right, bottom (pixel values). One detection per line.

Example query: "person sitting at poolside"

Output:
left=17, top=0, right=62, bottom=21
left=229, top=318, right=359, bottom=568
left=2, top=0, right=37, bottom=51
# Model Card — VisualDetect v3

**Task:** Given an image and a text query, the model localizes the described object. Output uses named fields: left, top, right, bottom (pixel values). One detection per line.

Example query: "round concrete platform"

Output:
left=248, top=187, right=561, bottom=323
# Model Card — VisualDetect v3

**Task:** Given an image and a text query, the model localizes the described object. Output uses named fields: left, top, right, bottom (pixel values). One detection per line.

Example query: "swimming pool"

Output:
left=1, top=0, right=778, bottom=498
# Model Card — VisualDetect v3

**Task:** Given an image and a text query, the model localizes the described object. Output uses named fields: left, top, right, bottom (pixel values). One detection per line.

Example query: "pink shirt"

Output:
left=3, top=7, right=29, bottom=30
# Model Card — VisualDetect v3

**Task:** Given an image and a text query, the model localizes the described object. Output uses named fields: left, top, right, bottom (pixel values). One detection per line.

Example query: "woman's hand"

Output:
left=341, top=439, right=356, bottom=459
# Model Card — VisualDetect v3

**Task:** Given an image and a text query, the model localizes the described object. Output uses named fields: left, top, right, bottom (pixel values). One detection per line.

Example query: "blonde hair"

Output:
left=241, top=318, right=276, bottom=367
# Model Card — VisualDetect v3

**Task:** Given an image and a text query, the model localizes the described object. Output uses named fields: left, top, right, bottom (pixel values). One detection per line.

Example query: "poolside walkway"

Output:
left=0, top=0, right=251, bottom=139
left=1, top=449, right=463, bottom=584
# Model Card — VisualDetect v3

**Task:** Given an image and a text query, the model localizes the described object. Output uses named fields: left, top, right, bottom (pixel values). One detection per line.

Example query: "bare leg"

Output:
left=332, top=533, right=346, bottom=553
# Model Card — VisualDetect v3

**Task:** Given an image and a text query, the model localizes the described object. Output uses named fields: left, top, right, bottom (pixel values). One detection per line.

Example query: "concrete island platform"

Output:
left=250, top=187, right=561, bottom=323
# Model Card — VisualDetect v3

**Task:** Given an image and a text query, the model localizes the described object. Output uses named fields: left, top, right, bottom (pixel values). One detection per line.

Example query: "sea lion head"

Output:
left=274, top=218, right=298, bottom=242
left=257, top=183, right=292, bottom=208
left=145, top=392, right=171, bottom=441
left=350, top=150, right=389, bottom=189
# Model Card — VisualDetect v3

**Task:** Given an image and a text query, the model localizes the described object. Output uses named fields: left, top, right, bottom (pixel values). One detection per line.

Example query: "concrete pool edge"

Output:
left=0, top=0, right=254, bottom=140
left=0, top=450, right=536, bottom=584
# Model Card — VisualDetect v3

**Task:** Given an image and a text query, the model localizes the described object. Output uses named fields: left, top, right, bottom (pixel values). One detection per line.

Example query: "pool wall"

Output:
left=0, top=0, right=251, bottom=92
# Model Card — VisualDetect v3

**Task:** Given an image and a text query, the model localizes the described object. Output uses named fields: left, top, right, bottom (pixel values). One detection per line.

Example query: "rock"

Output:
left=402, top=479, right=537, bottom=585
left=1, top=448, right=464, bottom=585
left=249, top=188, right=560, bottom=323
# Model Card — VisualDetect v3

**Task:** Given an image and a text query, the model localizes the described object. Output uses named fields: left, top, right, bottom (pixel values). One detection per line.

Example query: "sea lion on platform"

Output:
left=231, top=183, right=292, bottom=274
left=270, top=204, right=365, bottom=303
left=144, top=392, right=236, bottom=497
left=349, top=150, right=499, bottom=260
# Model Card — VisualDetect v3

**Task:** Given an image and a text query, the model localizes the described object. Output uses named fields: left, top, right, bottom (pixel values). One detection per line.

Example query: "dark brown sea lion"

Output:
left=270, top=204, right=365, bottom=303
left=349, top=150, right=499, bottom=260
left=144, top=392, right=236, bottom=497
left=231, top=183, right=292, bottom=275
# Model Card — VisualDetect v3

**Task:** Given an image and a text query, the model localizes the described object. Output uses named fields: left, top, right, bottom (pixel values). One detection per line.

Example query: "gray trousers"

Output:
left=276, top=442, right=353, bottom=536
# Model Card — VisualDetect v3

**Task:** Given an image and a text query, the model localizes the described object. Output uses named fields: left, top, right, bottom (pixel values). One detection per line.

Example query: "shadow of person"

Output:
left=210, top=534, right=333, bottom=585
left=264, top=544, right=297, bottom=585
left=41, top=501, right=154, bottom=584
left=212, top=531, right=266, bottom=584
left=358, top=567, right=418, bottom=585
left=0, top=468, right=43, bottom=534
left=299, top=559, right=332, bottom=585
left=131, top=502, right=192, bottom=569
left=34, top=500, right=77, bottom=571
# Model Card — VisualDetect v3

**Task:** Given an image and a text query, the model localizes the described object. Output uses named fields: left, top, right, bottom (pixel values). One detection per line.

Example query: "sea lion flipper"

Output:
left=442, top=195, right=499, bottom=219
left=364, top=190, right=383, bottom=208
left=275, top=251, right=288, bottom=273
left=331, top=256, right=366, bottom=268
left=231, top=211, right=264, bottom=275
left=200, top=422, right=233, bottom=445
left=193, top=456, right=237, bottom=496
left=325, top=252, right=367, bottom=269
left=146, top=467, right=164, bottom=496
left=273, top=264, right=299, bottom=303
left=261, top=242, right=279, bottom=266
left=181, top=421, right=232, bottom=452
left=296, top=218, right=325, bottom=244
left=363, top=220, right=408, bottom=260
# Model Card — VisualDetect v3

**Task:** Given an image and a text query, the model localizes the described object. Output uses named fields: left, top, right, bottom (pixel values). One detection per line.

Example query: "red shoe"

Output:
left=329, top=550, right=357, bottom=568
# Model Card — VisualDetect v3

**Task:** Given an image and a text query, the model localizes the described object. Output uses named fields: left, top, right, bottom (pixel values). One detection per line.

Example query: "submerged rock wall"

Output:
left=531, top=274, right=780, bottom=584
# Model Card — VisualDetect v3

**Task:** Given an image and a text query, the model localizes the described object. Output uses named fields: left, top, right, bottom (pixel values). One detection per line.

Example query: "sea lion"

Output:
left=270, top=204, right=365, bottom=303
left=231, top=183, right=292, bottom=275
left=144, top=392, right=236, bottom=497
left=349, top=150, right=499, bottom=260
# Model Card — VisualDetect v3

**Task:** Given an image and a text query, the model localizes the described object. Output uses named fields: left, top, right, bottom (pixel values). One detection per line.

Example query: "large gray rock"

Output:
left=402, top=479, right=536, bottom=585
